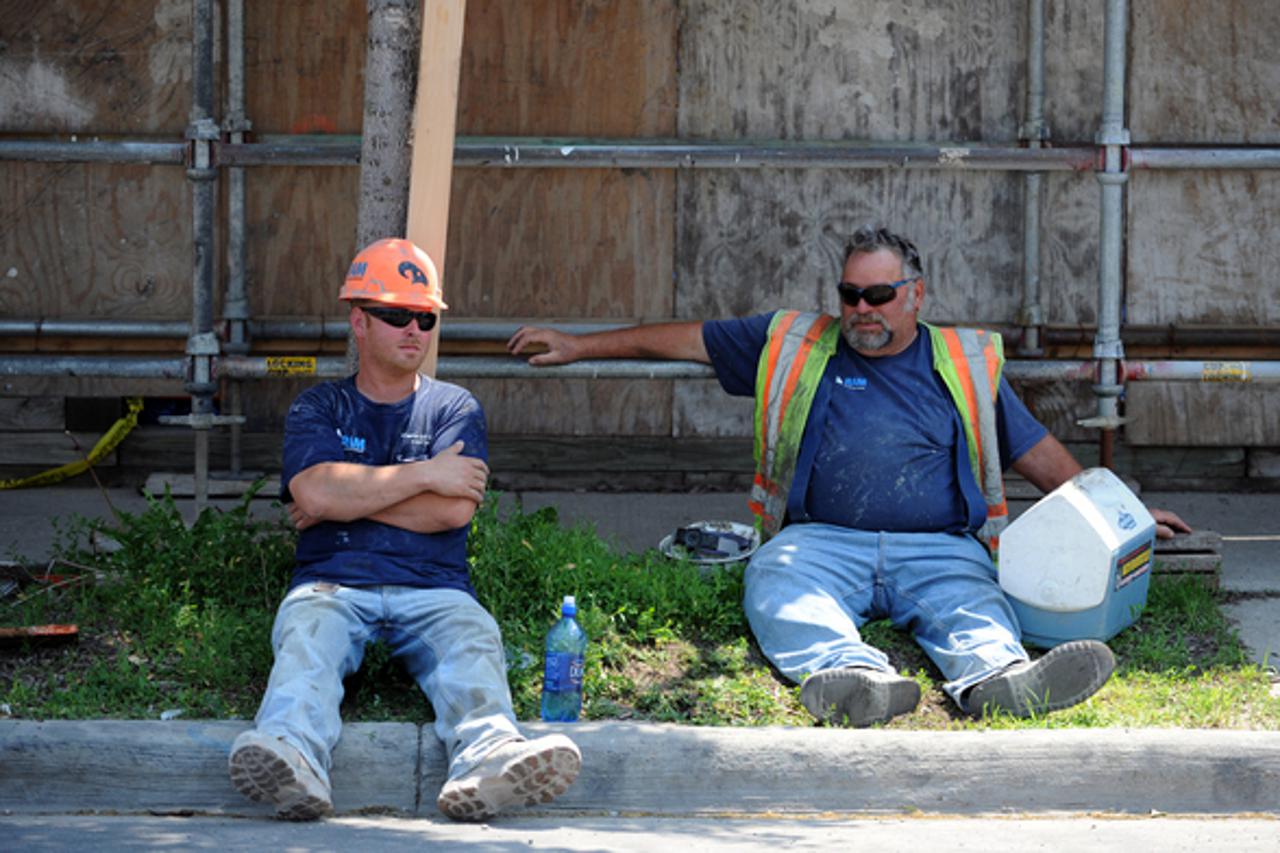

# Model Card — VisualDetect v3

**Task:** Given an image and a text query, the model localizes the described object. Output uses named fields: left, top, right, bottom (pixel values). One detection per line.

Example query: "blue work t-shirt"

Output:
left=702, top=312, right=1047, bottom=534
left=281, top=375, right=488, bottom=594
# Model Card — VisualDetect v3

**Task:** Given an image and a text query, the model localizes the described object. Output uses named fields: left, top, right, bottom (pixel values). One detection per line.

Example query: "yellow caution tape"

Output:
left=0, top=397, right=144, bottom=490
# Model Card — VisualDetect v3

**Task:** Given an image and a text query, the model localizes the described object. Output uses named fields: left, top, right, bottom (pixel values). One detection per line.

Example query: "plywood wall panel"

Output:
left=245, top=167, right=361, bottom=317
left=244, top=1, right=366, bottom=135
left=1127, top=171, right=1280, bottom=327
left=446, top=169, right=673, bottom=320
left=1126, top=383, right=1280, bottom=446
left=1131, top=0, right=1280, bottom=144
left=1039, top=172, right=1102, bottom=327
left=457, top=0, right=677, bottom=136
left=0, top=162, right=192, bottom=318
left=469, top=378, right=671, bottom=436
left=1041, top=0, right=1104, bottom=144
left=678, top=0, right=1024, bottom=141
left=674, top=170, right=1026, bottom=327
left=673, top=381, right=754, bottom=439
left=448, top=0, right=679, bottom=437
left=0, top=0, right=190, bottom=133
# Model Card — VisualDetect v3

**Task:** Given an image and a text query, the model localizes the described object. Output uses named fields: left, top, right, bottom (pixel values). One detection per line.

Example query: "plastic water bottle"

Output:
left=541, top=595, right=587, bottom=722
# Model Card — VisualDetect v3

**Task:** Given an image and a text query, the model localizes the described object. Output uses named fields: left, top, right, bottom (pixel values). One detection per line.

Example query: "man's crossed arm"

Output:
left=287, top=440, right=489, bottom=534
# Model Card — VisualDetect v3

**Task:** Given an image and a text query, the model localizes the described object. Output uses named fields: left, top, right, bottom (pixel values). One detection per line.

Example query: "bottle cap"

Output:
left=562, top=595, right=576, bottom=616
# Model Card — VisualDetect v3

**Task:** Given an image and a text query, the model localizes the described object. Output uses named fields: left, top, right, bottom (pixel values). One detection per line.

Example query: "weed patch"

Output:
left=1, top=491, right=1276, bottom=730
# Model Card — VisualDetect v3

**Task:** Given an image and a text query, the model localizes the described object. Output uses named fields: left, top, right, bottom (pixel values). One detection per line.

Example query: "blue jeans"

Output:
left=253, top=582, right=522, bottom=787
left=743, top=523, right=1028, bottom=704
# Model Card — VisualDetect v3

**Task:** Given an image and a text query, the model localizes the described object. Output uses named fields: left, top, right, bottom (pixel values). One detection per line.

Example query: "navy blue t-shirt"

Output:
left=281, top=375, right=488, bottom=594
left=702, top=312, right=1047, bottom=534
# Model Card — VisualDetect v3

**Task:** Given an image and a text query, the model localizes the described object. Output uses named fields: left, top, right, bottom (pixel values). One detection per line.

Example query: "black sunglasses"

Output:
left=362, top=305, right=438, bottom=332
left=837, top=276, right=917, bottom=307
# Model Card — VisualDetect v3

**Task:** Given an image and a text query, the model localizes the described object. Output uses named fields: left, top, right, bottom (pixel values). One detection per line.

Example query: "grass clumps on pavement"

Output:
left=1, top=489, right=1276, bottom=730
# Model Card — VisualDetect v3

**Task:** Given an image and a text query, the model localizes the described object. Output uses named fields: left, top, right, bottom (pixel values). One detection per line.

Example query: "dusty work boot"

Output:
left=437, top=734, right=581, bottom=822
left=799, top=666, right=921, bottom=728
left=965, top=639, right=1116, bottom=718
left=228, top=729, right=334, bottom=821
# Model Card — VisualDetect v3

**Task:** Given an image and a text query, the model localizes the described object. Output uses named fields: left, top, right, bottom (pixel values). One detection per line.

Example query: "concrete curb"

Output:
left=2, top=720, right=1278, bottom=817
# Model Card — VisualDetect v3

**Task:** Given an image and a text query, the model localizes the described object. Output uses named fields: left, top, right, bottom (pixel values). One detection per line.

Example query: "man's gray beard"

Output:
left=843, top=318, right=892, bottom=352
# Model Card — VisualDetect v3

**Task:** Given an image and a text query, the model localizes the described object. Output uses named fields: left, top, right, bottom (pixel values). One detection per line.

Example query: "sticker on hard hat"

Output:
left=266, top=356, right=317, bottom=376
left=399, top=261, right=430, bottom=287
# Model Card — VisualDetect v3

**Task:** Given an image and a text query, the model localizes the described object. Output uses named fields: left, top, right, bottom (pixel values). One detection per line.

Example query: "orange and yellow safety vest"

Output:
left=748, top=311, right=1009, bottom=547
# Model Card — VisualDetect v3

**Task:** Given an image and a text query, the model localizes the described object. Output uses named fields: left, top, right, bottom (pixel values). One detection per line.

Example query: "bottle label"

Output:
left=543, top=651, right=584, bottom=692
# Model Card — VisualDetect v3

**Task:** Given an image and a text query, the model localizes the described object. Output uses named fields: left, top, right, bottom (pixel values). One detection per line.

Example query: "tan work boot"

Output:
left=800, top=666, right=921, bottom=727
left=437, top=734, right=581, bottom=822
left=228, top=729, right=334, bottom=821
left=965, top=640, right=1116, bottom=718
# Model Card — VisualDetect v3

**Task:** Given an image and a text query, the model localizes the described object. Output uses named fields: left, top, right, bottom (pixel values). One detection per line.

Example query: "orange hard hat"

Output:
left=339, top=238, right=447, bottom=311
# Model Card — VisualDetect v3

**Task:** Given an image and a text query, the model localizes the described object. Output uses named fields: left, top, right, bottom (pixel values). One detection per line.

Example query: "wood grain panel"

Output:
left=1042, top=0, right=1104, bottom=144
left=1039, top=172, right=1101, bottom=327
left=1008, top=378, right=1095, bottom=442
left=246, top=167, right=361, bottom=317
left=0, top=162, right=192, bottom=318
left=675, top=170, right=1025, bottom=326
left=678, top=0, right=1024, bottom=141
left=1127, top=172, right=1280, bottom=326
left=446, top=169, right=673, bottom=319
left=673, top=380, right=754, bottom=438
left=244, top=1, right=366, bottom=134
left=457, top=0, right=677, bottom=136
left=1126, top=383, right=1280, bottom=447
left=469, top=378, right=671, bottom=436
left=0, top=0, right=189, bottom=133
left=446, top=1, right=680, bottom=434
left=1131, top=0, right=1280, bottom=143
left=0, top=397, right=63, bottom=430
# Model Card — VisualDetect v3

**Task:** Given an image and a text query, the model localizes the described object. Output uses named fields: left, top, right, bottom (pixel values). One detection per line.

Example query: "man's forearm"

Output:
left=289, top=460, right=437, bottom=523
left=580, top=322, right=709, bottom=362
left=1010, top=433, right=1084, bottom=494
left=369, top=493, right=478, bottom=534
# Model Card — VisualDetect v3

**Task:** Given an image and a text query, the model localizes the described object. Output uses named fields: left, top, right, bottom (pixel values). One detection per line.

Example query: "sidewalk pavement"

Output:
left=1, top=485, right=1278, bottom=818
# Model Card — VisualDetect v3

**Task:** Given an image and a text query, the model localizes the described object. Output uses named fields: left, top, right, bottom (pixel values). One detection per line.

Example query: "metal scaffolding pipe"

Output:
left=4, top=318, right=1279, bottom=350
left=1131, top=148, right=1280, bottom=170
left=4, top=133, right=1280, bottom=174
left=0, top=356, right=187, bottom=379
left=184, top=0, right=220, bottom=508
left=221, top=0, right=251, bottom=476
left=5, top=353, right=1278, bottom=384
left=8, top=136, right=1280, bottom=173
left=219, top=138, right=1099, bottom=171
left=0, top=140, right=186, bottom=164
left=1088, top=0, right=1132, bottom=468
left=1018, top=0, right=1047, bottom=356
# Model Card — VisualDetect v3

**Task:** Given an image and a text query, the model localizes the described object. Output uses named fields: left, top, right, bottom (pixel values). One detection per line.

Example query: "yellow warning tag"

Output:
left=1202, top=362, right=1249, bottom=382
left=266, top=356, right=317, bottom=376
left=1116, top=543, right=1152, bottom=589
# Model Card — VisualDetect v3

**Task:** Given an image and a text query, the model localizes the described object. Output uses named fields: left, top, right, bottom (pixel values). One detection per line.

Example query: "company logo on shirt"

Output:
left=835, top=375, right=868, bottom=391
left=337, top=428, right=366, bottom=454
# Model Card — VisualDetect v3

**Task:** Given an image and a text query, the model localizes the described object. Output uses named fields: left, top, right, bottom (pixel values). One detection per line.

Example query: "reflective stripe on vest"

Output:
left=749, top=311, right=839, bottom=536
left=926, top=324, right=1008, bottom=546
left=749, top=316, right=1007, bottom=547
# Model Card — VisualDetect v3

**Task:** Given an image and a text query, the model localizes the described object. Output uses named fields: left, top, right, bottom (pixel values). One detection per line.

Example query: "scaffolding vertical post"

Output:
left=223, top=0, right=251, bottom=478
left=181, top=0, right=222, bottom=511
left=1018, top=0, right=1047, bottom=357
left=1084, top=0, right=1132, bottom=469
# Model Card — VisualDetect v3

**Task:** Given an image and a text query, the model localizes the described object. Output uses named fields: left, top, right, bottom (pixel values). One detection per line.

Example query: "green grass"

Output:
left=1, top=488, right=1276, bottom=730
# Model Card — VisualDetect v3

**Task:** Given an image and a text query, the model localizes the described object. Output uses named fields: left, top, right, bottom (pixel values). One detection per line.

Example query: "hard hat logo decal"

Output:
left=399, top=261, right=429, bottom=289
left=340, top=239, right=444, bottom=310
